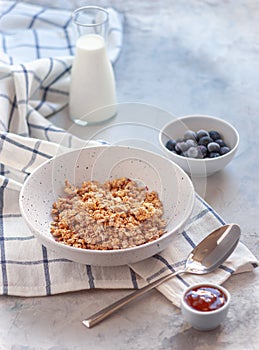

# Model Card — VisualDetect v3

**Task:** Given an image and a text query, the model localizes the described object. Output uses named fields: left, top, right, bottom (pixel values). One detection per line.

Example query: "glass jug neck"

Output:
left=72, top=6, right=109, bottom=42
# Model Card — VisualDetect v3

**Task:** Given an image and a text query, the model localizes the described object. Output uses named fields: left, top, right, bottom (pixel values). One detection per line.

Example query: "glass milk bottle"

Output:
left=69, top=6, right=117, bottom=125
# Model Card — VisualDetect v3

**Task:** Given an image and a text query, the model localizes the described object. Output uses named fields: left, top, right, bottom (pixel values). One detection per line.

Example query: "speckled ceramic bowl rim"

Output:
left=159, top=114, right=240, bottom=163
left=181, top=282, right=231, bottom=315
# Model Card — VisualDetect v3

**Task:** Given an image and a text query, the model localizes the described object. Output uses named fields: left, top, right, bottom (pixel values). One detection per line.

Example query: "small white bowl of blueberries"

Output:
left=159, top=114, right=239, bottom=177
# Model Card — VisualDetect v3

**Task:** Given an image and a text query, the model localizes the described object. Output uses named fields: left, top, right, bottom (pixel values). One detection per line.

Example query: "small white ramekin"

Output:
left=181, top=283, right=231, bottom=331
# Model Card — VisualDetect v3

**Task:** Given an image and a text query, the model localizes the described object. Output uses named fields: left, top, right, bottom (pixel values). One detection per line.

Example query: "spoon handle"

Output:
left=82, top=269, right=185, bottom=328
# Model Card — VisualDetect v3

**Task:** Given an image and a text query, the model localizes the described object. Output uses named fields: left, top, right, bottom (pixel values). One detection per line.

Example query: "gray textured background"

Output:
left=1, top=1, right=258, bottom=349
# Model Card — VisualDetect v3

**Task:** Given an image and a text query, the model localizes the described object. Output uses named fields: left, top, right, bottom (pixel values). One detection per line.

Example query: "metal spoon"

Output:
left=83, top=223, right=240, bottom=328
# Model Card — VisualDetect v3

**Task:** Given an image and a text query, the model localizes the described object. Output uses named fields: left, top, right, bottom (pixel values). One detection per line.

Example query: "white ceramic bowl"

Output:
left=159, top=115, right=239, bottom=177
left=19, top=145, right=195, bottom=266
left=181, top=283, right=231, bottom=331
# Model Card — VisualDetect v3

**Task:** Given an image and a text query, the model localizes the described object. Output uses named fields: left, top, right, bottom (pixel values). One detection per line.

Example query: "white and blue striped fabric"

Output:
left=0, top=1, right=258, bottom=305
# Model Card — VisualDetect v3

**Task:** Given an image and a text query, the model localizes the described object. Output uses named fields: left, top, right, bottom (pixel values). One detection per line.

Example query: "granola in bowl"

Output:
left=20, top=145, right=195, bottom=265
left=50, top=177, right=167, bottom=250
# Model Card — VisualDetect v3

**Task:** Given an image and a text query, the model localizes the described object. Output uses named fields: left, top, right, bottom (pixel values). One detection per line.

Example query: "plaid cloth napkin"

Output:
left=0, top=1, right=258, bottom=307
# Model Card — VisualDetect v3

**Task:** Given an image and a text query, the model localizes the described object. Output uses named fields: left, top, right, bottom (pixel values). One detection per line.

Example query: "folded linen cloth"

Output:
left=0, top=1, right=258, bottom=307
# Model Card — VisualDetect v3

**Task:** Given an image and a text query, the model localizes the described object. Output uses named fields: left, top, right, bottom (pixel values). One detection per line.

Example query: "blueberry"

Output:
left=197, top=145, right=207, bottom=158
left=208, top=152, right=220, bottom=158
left=165, top=139, right=176, bottom=151
left=186, top=146, right=199, bottom=158
left=197, top=129, right=209, bottom=140
left=186, top=139, right=197, bottom=148
left=220, top=146, right=230, bottom=155
left=184, top=130, right=197, bottom=141
left=215, top=139, right=226, bottom=147
left=177, top=141, right=189, bottom=152
left=198, top=136, right=213, bottom=146
left=174, top=142, right=181, bottom=152
left=207, top=142, right=220, bottom=153
left=174, top=142, right=182, bottom=153
left=209, top=130, right=221, bottom=141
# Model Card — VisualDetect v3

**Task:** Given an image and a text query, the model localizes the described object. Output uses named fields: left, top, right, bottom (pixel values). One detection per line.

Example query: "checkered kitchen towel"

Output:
left=0, top=1, right=258, bottom=307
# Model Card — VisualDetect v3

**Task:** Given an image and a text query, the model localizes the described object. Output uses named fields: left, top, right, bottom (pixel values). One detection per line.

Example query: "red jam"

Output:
left=184, top=285, right=227, bottom=312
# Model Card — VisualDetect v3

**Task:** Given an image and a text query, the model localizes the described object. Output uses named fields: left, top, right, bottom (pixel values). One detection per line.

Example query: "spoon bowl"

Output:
left=185, top=224, right=241, bottom=274
left=83, top=223, right=241, bottom=327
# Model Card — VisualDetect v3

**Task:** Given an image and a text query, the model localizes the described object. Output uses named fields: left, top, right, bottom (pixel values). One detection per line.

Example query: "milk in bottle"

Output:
left=69, top=6, right=117, bottom=125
